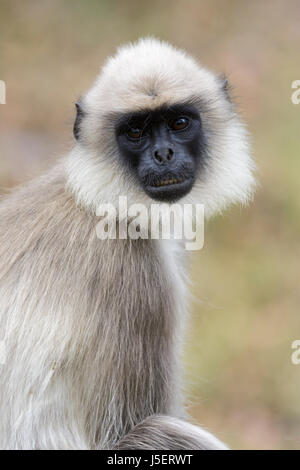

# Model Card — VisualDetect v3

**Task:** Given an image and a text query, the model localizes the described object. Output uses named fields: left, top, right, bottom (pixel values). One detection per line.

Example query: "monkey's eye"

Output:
left=127, top=127, right=143, bottom=140
left=169, top=117, right=190, bottom=131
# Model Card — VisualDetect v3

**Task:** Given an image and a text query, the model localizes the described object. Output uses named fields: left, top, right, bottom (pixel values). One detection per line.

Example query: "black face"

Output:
left=115, top=103, right=206, bottom=202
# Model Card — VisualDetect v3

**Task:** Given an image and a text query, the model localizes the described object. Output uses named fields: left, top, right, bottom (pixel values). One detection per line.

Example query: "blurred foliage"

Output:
left=1, top=0, right=300, bottom=449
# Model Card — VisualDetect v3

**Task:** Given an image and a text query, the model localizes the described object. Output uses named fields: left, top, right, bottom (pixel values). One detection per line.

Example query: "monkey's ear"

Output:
left=219, top=74, right=232, bottom=102
left=73, top=101, right=85, bottom=140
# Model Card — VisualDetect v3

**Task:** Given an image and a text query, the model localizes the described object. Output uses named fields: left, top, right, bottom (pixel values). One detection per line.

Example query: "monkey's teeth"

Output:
left=153, top=178, right=183, bottom=187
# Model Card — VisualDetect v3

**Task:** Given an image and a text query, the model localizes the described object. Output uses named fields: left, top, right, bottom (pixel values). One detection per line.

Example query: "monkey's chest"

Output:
left=87, top=240, right=182, bottom=444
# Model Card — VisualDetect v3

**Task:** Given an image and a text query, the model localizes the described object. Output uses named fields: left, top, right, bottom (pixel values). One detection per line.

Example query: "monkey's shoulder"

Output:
left=0, top=163, right=98, bottom=276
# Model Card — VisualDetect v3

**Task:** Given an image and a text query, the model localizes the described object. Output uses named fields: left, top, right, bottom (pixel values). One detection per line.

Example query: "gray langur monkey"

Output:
left=0, top=38, right=255, bottom=450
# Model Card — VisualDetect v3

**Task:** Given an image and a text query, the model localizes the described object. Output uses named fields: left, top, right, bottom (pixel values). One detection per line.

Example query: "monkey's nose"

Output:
left=152, top=147, right=174, bottom=165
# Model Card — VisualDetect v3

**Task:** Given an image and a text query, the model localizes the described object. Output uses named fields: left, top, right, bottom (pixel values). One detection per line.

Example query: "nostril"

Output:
left=154, top=150, right=163, bottom=163
left=167, top=148, right=174, bottom=161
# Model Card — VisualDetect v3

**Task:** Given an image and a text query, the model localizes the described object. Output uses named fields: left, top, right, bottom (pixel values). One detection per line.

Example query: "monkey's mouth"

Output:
left=151, top=177, right=184, bottom=187
left=143, top=176, right=194, bottom=201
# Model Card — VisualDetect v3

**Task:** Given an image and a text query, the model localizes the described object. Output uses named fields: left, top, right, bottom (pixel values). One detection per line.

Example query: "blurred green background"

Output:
left=1, top=0, right=300, bottom=449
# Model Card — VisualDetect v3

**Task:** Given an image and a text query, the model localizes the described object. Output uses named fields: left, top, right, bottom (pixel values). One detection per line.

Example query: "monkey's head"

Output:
left=67, top=38, right=255, bottom=216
